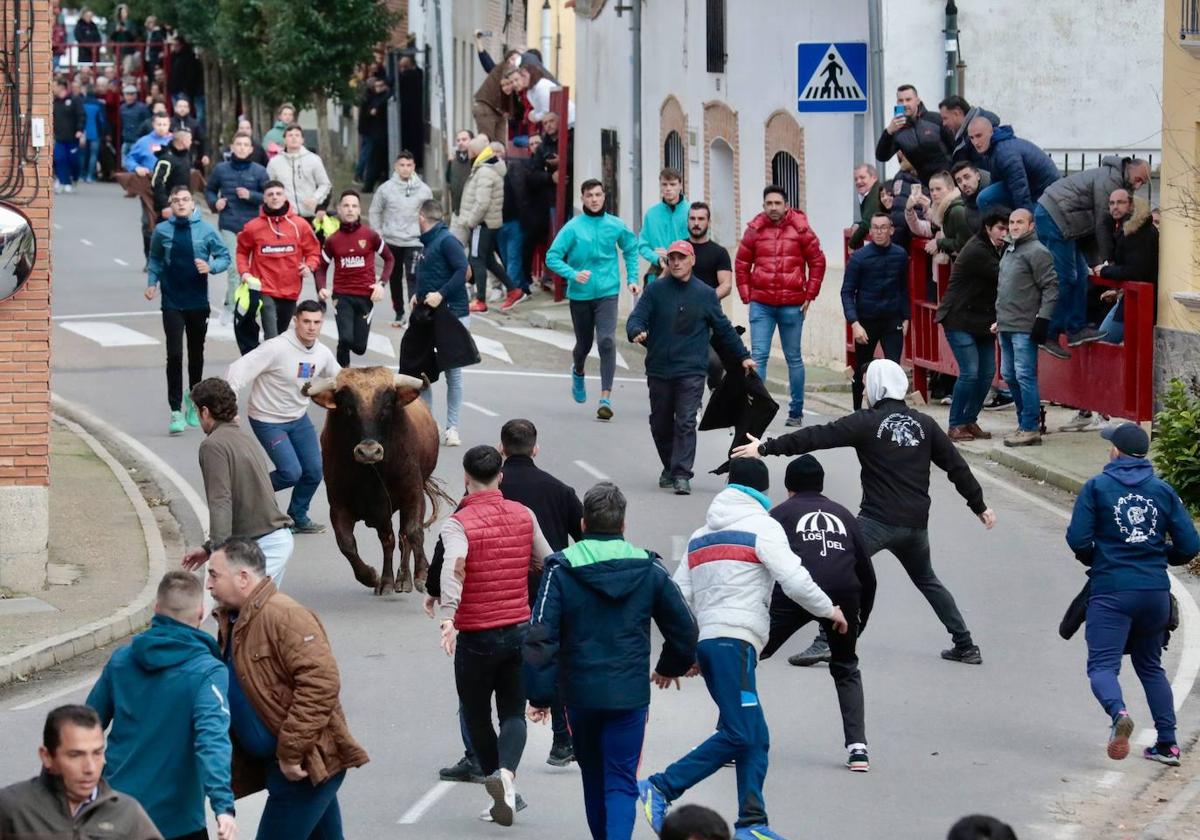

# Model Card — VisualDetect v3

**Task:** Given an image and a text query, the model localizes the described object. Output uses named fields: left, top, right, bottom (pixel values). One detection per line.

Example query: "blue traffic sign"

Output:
left=797, top=42, right=868, bottom=113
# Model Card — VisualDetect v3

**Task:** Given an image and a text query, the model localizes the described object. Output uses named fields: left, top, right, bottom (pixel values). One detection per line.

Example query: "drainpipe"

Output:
left=540, top=1, right=553, bottom=69
left=867, top=0, right=885, bottom=146
left=631, top=0, right=643, bottom=225
left=944, top=0, right=959, bottom=97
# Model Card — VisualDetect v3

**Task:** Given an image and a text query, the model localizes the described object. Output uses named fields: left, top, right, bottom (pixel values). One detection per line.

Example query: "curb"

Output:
left=983, top=445, right=1086, bottom=494
left=0, top=414, right=167, bottom=687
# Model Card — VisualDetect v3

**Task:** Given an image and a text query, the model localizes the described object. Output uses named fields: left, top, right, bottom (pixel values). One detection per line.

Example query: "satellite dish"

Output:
left=0, top=202, right=36, bottom=302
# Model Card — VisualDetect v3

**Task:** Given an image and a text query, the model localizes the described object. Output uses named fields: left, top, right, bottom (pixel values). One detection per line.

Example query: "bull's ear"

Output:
left=394, top=385, right=421, bottom=407
left=310, top=391, right=338, bottom=410
left=302, top=378, right=338, bottom=410
left=393, top=373, right=426, bottom=406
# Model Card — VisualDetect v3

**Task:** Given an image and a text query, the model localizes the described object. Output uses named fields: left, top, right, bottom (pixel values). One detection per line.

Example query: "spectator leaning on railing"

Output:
left=1094, top=189, right=1158, bottom=345
left=938, top=94, right=999, bottom=163
left=951, top=161, right=990, bottom=233
left=965, top=118, right=1061, bottom=214
left=848, top=164, right=882, bottom=250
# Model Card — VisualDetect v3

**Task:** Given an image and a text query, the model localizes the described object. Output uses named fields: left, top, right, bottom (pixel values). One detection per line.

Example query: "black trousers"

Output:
left=260, top=295, right=297, bottom=340
left=387, top=245, right=420, bottom=320
left=333, top=294, right=373, bottom=367
left=470, top=225, right=511, bottom=300
left=851, top=316, right=905, bottom=410
left=165, top=830, right=209, bottom=840
left=647, top=375, right=706, bottom=480
left=454, top=623, right=528, bottom=776
left=762, top=586, right=865, bottom=747
left=163, top=308, right=208, bottom=411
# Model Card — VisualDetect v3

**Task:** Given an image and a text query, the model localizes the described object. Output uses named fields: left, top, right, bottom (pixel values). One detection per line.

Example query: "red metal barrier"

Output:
left=842, top=231, right=1155, bottom=421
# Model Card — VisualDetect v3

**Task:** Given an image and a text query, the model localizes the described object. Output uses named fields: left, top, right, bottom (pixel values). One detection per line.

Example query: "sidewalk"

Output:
left=0, top=418, right=173, bottom=686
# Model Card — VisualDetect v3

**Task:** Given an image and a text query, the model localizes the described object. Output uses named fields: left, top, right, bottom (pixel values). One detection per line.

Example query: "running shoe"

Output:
left=1067, top=327, right=1107, bottom=347
left=637, top=780, right=670, bottom=835
left=1108, top=712, right=1134, bottom=760
left=596, top=398, right=613, bottom=420
left=547, top=740, right=575, bottom=767
left=439, top=753, right=485, bottom=783
left=571, top=370, right=586, bottom=404
left=290, top=519, right=327, bottom=535
left=940, top=643, right=983, bottom=664
left=1058, top=411, right=1105, bottom=433
left=846, top=748, right=870, bottom=772
left=734, top=825, right=790, bottom=840
left=983, top=393, right=1015, bottom=411
left=479, top=794, right=527, bottom=821
left=484, top=770, right=517, bottom=826
left=500, top=288, right=526, bottom=312
left=658, top=469, right=673, bottom=489
left=784, top=414, right=803, bottom=427
left=444, top=427, right=461, bottom=447
left=468, top=299, right=488, bottom=313
left=183, top=392, right=200, bottom=427
left=788, top=636, right=831, bottom=666
left=1143, top=742, right=1182, bottom=766
left=168, top=411, right=186, bottom=436
left=1039, top=341, right=1071, bottom=360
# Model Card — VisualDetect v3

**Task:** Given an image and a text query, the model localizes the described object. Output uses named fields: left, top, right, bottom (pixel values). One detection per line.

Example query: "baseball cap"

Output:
left=665, top=240, right=694, bottom=258
left=1101, top=422, right=1150, bottom=458
left=122, top=84, right=138, bottom=94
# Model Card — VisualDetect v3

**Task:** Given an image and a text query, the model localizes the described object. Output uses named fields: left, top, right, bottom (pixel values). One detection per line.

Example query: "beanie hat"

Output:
left=728, top=458, right=770, bottom=493
left=784, top=455, right=825, bottom=493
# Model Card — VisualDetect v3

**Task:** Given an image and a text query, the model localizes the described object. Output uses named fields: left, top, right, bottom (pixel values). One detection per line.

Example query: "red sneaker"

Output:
left=500, top=289, right=526, bottom=312
left=469, top=299, right=488, bottom=313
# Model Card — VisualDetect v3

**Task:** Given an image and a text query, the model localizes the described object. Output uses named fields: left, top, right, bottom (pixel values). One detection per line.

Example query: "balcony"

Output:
left=1182, top=0, right=1200, bottom=56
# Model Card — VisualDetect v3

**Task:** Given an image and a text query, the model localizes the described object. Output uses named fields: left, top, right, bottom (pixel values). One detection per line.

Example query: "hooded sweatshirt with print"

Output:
left=266, top=146, right=332, bottom=218
left=235, top=203, right=322, bottom=300
left=369, top=170, right=434, bottom=247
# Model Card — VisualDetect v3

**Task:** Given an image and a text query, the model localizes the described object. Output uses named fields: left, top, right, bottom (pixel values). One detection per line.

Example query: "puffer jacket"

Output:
left=266, top=147, right=332, bottom=218
left=449, top=489, right=536, bottom=631
left=204, top=155, right=269, bottom=233
left=936, top=233, right=1002, bottom=336
left=452, top=153, right=507, bottom=241
left=1098, top=198, right=1159, bottom=327
left=1037, top=155, right=1129, bottom=252
left=951, top=105, right=999, bottom=161
left=369, top=171, right=433, bottom=247
left=995, top=228, right=1058, bottom=332
left=674, top=485, right=834, bottom=653
left=979, top=125, right=1060, bottom=212
left=874, top=103, right=954, bottom=184
left=734, top=208, right=826, bottom=307
left=841, top=241, right=910, bottom=323
left=215, top=578, right=368, bottom=796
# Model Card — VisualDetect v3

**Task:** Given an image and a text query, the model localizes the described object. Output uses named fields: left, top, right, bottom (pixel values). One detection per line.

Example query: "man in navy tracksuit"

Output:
left=524, top=482, right=697, bottom=840
left=1066, top=423, right=1199, bottom=766
left=205, top=132, right=269, bottom=322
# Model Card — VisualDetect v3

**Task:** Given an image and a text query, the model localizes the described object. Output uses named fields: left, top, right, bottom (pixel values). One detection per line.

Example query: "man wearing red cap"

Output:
left=627, top=240, right=753, bottom=495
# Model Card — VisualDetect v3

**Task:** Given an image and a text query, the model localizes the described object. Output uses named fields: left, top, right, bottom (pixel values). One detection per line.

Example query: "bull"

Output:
left=303, top=367, right=451, bottom=595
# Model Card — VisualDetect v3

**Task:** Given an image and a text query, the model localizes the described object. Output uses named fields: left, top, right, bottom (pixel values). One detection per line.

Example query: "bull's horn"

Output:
left=303, top=377, right=338, bottom=397
left=394, top=373, right=427, bottom=391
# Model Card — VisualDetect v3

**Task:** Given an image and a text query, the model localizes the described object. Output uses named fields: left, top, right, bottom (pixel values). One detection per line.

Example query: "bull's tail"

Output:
left=422, top=475, right=457, bottom=528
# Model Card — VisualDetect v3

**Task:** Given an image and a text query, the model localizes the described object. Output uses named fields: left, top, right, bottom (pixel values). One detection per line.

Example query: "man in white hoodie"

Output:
left=267, top=124, right=332, bottom=226
left=638, top=459, right=847, bottom=840
left=369, top=150, right=433, bottom=327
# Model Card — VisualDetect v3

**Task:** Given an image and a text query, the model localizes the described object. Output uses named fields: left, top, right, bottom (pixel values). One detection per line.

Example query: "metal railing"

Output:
left=1183, top=0, right=1200, bottom=38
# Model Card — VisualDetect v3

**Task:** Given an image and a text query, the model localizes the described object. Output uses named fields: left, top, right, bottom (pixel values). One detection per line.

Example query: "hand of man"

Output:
left=1030, top=317, right=1050, bottom=346
left=851, top=321, right=868, bottom=345
left=551, top=171, right=559, bottom=184
left=631, top=331, right=648, bottom=345
left=214, top=197, right=227, bottom=212
left=279, top=761, right=308, bottom=782
left=216, top=813, right=237, bottom=840
left=318, top=288, right=330, bottom=301
left=422, top=595, right=437, bottom=619
left=924, top=239, right=939, bottom=256
left=657, top=256, right=668, bottom=273
left=828, top=606, right=849, bottom=635
left=628, top=283, right=641, bottom=297
left=887, top=116, right=905, bottom=135
left=685, top=663, right=701, bottom=678
left=370, top=282, right=386, bottom=303
left=989, top=322, right=998, bottom=335
left=181, top=546, right=207, bottom=570
left=194, top=258, right=210, bottom=275
left=575, top=269, right=591, bottom=284
left=135, top=166, right=150, bottom=176
left=78, top=134, right=87, bottom=147
left=730, top=433, right=763, bottom=460
left=409, top=295, right=417, bottom=310
left=741, top=358, right=757, bottom=372
left=201, top=155, right=211, bottom=167
left=161, top=207, right=171, bottom=219
left=425, top=291, right=443, bottom=308
left=902, top=319, right=909, bottom=337
left=440, top=620, right=457, bottom=656
left=978, top=508, right=997, bottom=530
left=802, top=300, right=812, bottom=315
left=304, top=200, right=318, bottom=214
left=1091, top=263, right=1107, bottom=276
left=527, top=705, right=550, bottom=724
left=235, top=187, right=250, bottom=200
left=651, top=671, right=681, bottom=691
left=1100, top=289, right=1120, bottom=303
left=144, top=285, right=158, bottom=301
left=300, top=265, right=314, bottom=283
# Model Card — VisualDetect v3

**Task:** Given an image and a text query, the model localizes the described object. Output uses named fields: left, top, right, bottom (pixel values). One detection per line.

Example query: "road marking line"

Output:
left=1096, top=770, right=1124, bottom=790
left=318, top=321, right=395, bottom=359
left=59, top=321, right=159, bottom=347
left=397, top=781, right=455, bottom=824
left=1053, top=825, right=1082, bottom=840
left=113, top=258, right=129, bottom=267
left=462, top=401, right=498, bottom=417
left=573, top=460, right=609, bottom=480
left=80, top=238, right=94, bottom=246
left=53, top=310, right=160, bottom=321
left=461, top=369, right=646, bottom=384
left=9, top=673, right=101, bottom=711
left=473, top=334, right=513, bottom=364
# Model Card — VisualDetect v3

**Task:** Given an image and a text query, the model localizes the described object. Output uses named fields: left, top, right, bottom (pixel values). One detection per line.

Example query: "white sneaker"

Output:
left=484, top=769, right=517, bottom=826
left=218, top=308, right=233, bottom=327
left=1058, top=411, right=1105, bottom=433
left=443, top=427, right=461, bottom=447
left=63, top=184, right=75, bottom=194
left=53, top=183, right=64, bottom=194
left=486, top=285, right=505, bottom=303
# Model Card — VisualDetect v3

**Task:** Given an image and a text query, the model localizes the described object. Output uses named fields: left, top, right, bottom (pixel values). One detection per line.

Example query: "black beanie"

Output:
left=784, top=455, right=824, bottom=493
left=728, top=458, right=770, bottom=493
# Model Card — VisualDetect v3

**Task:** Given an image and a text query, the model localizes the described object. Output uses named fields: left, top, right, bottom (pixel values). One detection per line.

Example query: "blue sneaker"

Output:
left=734, top=826, right=789, bottom=840
left=637, top=779, right=669, bottom=834
left=596, top=398, right=613, bottom=420
left=571, top=369, right=586, bottom=403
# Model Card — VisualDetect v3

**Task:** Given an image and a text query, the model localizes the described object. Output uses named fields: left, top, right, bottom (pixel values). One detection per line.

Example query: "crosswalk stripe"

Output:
left=472, top=334, right=513, bottom=364
left=319, top=321, right=395, bottom=359
left=59, top=321, right=159, bottom=347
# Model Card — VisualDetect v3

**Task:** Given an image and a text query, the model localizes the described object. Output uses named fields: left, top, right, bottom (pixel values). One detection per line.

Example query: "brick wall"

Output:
left=385, top=0, right=410, bottom=47
left=703, top=100, right=741, bottom=236
left=659, top=95, right=688, bottom=190
left=0, top=0, right=52, bottom=489
left=763, top=109, right=806, bottom=210
left=483, top=0, right=529, bottom=56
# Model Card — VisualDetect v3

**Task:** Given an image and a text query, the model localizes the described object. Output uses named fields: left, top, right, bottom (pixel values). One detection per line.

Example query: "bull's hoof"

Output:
left=413, top=575, right=427, bottom=594
left=397, top=576, right=414, bottom=594
left=376, top=574, right=395, bottom=596
left=354, top=566, right=380, bottom=590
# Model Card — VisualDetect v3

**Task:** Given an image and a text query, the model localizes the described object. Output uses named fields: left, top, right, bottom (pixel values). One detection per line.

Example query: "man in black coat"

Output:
left=1095, top=191, right=1158, bottom=345
left=150, top=129, right=195, bottom=218
left=875, top=84, right=954, bottom=186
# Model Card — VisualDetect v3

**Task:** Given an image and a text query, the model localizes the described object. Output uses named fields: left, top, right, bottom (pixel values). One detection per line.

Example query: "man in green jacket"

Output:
left=638, top=167, right=691, bottom=281
left=546, top=178, right=640, bottom=421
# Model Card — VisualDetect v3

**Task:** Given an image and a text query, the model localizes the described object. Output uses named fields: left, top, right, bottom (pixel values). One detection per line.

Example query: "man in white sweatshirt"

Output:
left=369, top=150, right=433, bottom=327
left=266, top=124, right=332, bottom=225
left=638, top=459, right=846, bottom=840
left=224, top=299, right=339, bottom=534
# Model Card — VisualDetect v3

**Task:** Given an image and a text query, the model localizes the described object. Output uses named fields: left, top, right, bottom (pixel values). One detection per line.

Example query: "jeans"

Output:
left=945, top=330, right=996, bottom=427
left=420, top=316, right=470, bottom=428
left=748, top=302, right=806, bottom=418
left=53, top=140, right=78, bottom=185
left=470, top=225, right=512, bottom=299
left=82, top=140, right=101, bottom=181
left=497, top=220, right=529, bottom=292
left=647, top=375, right=706, bottom=480
left=566, top=706, right=648, bottom=840
left=249, top=415, right=323, bottom=523
left=1034, top=204, right=1089, bottom=339
left=454, top=623, right=528, bottom=776
left=1086, top=590, right=1175, bottom=743
left=762, top=587, right=865, bottom=747
left=569, top=296, right=619, bottom=393
left=256, top=527, right=294, bottom=587
left=650, top=638, right=770, bottom=829
left=858, top=515, right=972, bottom=647
left=162, top=309, right=208, bottom=411
left=998, top=331, right=1041, bottom=432
left=256, top=765, right=345, bottom=840
left=386, top=245, right=419, bottom=320
left=332, top=294, right=373, bottom=367
left=976, top=181, right=1014, bottom=214
left=260, top=295, right=297, bottom=340
left=1100, top=302, right=1124, bottom=344
left=851, top=316, right=905, bottom=411
left=220, top=229, right=240, bottom=310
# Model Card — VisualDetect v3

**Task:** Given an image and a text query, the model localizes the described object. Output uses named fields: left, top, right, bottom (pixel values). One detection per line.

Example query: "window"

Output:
left=663, top=130, right=686, bottom=191
left=601, top=129, right=620, bottom=215
left=771, top=151, right=802, bottom=209
left=706, top=0, right=726, bottom=73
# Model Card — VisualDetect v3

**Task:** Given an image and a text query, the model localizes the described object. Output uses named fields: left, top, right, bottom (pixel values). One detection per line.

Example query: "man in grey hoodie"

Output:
left=370, top=150, right=433, bottom=326
left=266, top=124, right=332, bottom=226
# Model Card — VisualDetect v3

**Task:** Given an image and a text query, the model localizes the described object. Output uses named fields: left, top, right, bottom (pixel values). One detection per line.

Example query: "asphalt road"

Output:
left=0, top=184, right=1186, bottom=839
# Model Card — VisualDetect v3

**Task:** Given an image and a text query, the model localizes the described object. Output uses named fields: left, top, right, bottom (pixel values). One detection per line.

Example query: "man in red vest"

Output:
left=438, top=445, right=552, bottom=827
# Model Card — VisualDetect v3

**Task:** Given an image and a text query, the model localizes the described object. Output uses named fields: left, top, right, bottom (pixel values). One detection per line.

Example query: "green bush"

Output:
left=1152, top=379, right=1200, bottom=518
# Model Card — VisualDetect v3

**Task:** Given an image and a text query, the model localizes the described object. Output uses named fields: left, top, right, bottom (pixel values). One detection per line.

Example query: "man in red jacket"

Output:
left=735, top=185, right=827, bottom=427
left=235, top=180, right=322, bottom=353
left=437, top=445, right=552, bottom=827
left=316, top=189, right=395, bottom=367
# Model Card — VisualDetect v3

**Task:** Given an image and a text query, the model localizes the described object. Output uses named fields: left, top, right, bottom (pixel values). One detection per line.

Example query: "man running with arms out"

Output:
left=732, top=359, right=995, bottom=666
left=145, top=184, right=230, bottom=436
left=639, top=459, right=847, bottom=840
left=546, top=178, right=639, bottom=421
left=316, top=189, right=394, bottom=367
left=225, top=300, right=338, bottom=535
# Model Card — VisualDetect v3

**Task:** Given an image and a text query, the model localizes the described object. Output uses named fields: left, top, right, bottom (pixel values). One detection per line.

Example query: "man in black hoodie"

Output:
left=733, top=358, right=996, bottom=665
left=875, top=84, right=954, bottom=186
left=151, top=128, right=195, bottom=218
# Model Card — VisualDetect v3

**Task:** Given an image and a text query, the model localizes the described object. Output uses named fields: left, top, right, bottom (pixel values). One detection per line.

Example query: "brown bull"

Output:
left=303, top=367, right=450, bottom=594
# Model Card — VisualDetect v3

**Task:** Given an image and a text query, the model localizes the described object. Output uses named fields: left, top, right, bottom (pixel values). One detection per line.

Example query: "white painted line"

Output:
left=53, top=310, right=160, bottom=321
left=1134, top=728, right=1155, bottom=747
left=9, top=672, right=101, bottom=711
left=80, top=238, right=94, bottom=246
left=113, top=258, right=129, bottom=267
left=462, top=401, right=498, bottom=417
left=59, top=321, right=159, bottom=347
left=1095, top=770, right=1124, bottom=790
left=397, top=781, right=455, bottom=824
left=462, top=369, right=646, bottom=384
left=319, top=321, right=395, bottom=359
left=573, top=460, right=609, bottom=480
left=473, top=334, right=513, bottom=364
left=1053, top=825, right=1082, bottom=840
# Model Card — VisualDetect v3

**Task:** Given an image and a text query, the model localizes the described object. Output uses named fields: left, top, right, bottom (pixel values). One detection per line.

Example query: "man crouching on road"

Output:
left=207, top=538, right=368, bottom=839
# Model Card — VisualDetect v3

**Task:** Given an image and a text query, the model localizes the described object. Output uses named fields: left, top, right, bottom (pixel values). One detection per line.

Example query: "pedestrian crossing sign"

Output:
left=796, top=41, right=868, bottom=113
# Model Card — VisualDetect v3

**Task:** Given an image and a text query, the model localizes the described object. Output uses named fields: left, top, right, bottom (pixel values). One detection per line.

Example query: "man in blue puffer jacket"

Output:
left=87, top=571, right=237, bottom=840
left=1066, top=423, right=1200, bottom=767
left=205, top=132, right=269, bottom=322
left=967, top=118, right=1061, bottom=213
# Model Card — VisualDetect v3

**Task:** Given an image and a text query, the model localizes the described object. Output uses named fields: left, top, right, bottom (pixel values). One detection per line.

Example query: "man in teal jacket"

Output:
left=87, top=571, right=237, bottom=840
left=638, top=167, right=691, bottom=282
left=546, top=178, right=639, bottom=421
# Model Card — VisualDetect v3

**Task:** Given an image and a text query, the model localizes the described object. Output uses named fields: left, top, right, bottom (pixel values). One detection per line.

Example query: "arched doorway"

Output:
left=664, top=130, right=686, bottom=189
left=772, top=151, right=802, bottom=209
left=709, top=139, right=736, bottom=247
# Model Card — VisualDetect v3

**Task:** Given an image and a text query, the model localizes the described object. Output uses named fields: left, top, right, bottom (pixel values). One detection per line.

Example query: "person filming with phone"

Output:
left=875, top=84, right=954, bottom=186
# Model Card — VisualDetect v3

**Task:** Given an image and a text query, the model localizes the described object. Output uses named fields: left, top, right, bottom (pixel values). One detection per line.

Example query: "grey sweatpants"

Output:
left=569, top=295, right=618, bottom=392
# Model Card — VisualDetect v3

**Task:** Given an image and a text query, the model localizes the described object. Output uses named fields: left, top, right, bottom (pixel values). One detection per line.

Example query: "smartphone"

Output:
left=911, top=184, right=922, bottom=198
left=893, top=104, right=905, bottom=119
